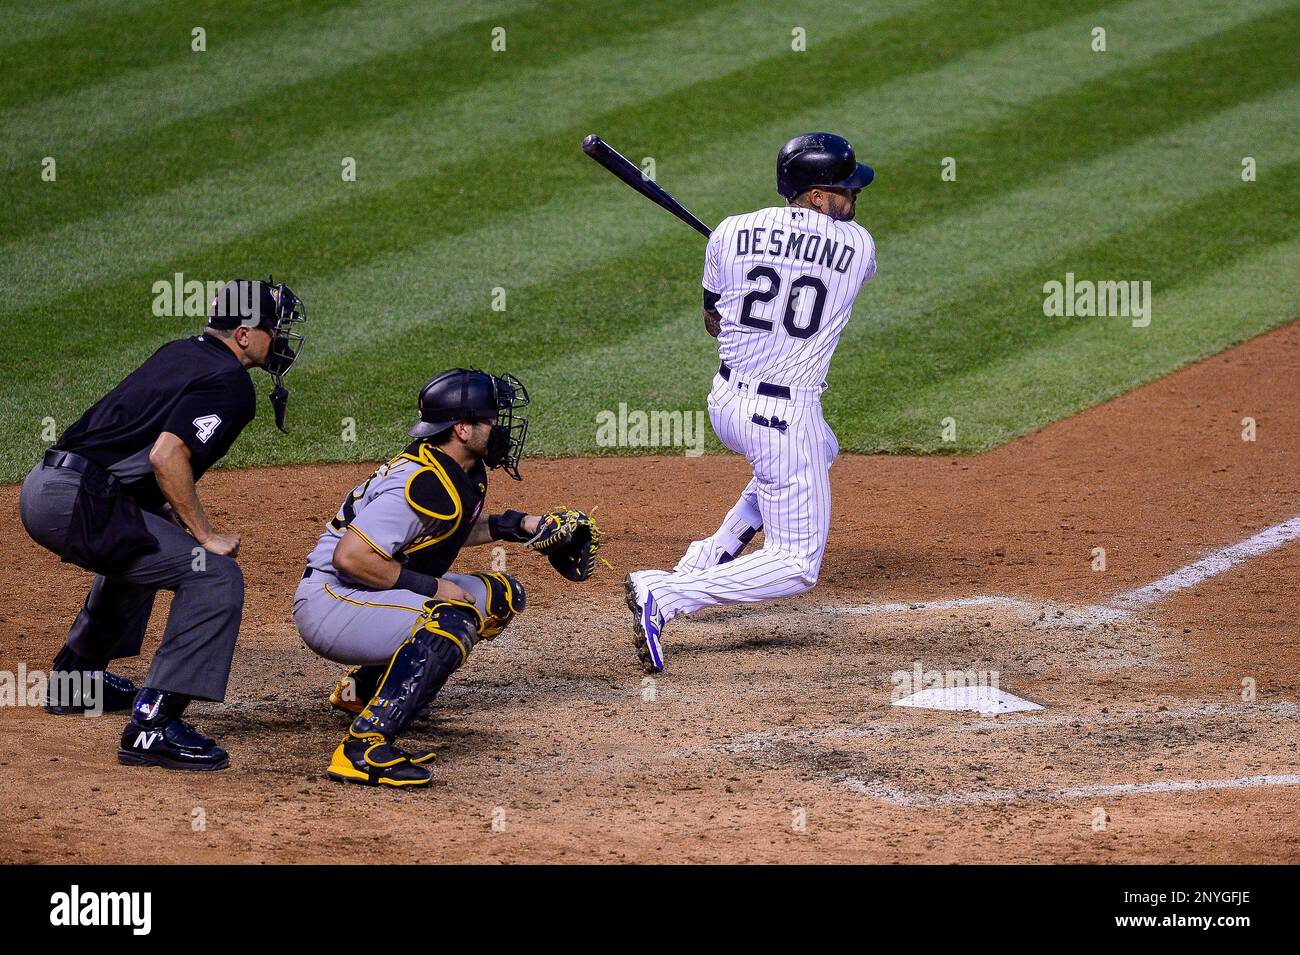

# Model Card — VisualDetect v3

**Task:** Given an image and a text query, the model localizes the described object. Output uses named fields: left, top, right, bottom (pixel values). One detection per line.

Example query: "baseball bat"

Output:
left=582, top=134, right=712, bottom=238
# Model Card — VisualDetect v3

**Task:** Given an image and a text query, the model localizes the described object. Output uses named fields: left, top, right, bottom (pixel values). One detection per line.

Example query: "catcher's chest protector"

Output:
left=314, top=440, right=487, bottom=580
left=398, top=443, right=487, bottom=578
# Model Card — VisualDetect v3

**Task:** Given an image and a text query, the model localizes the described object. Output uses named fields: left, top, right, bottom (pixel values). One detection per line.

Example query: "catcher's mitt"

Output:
left=528, top=508, right=602, bottom=582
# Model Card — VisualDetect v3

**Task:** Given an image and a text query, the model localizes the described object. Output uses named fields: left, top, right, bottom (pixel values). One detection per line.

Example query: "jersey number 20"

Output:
left=737, top=266, right=826, bottom=339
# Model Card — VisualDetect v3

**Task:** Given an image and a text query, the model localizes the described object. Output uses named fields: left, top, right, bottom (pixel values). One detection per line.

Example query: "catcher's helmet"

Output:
left=776, top=132, right=875, bottom=201
left=410, top=369, right=531, bottom=480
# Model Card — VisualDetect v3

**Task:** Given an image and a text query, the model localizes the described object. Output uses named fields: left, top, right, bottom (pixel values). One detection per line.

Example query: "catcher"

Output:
left=293, top=369, right=599, bottom=788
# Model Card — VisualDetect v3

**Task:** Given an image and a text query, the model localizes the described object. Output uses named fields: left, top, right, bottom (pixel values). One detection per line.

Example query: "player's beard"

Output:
left=467, top=425, right=493, bottom=462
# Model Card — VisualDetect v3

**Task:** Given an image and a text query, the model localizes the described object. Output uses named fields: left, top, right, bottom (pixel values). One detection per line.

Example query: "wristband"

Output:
left=489, top=510, right=531, bottom=543
left=395, top=566, right=441, bottom=597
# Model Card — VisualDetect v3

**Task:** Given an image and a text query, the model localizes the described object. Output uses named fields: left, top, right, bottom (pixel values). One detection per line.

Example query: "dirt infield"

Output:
left=2, top=323, right=1298, bottom=864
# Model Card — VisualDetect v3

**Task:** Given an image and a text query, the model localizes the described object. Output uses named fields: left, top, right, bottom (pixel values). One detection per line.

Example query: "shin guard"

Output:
left=348, top=599, right=481, bottom=742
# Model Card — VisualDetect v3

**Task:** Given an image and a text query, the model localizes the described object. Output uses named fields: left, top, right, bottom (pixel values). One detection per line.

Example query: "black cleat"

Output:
left=327, top=736, right=433, bottom=788
left=117, top=716, right=229, bottom=772
left=46, top=669, right=138, bottom=715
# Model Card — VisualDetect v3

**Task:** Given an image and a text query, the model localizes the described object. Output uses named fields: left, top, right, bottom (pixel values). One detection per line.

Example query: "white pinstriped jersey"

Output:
left=704, top=206, right=876, bottom=388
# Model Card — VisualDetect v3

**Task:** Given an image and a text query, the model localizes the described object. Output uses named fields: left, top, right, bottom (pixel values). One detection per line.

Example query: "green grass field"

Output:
left=1, top=0, right=1296, bottom=481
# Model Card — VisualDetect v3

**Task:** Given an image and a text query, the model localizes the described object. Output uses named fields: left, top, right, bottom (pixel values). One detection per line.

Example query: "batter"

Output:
left=625, top=132, right=877, bottom=673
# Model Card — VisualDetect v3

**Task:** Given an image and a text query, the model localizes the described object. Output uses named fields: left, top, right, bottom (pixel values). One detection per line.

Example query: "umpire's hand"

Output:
left=201, top=531, right=241, bottom=558
left=149, top=432, right=241, bottom=559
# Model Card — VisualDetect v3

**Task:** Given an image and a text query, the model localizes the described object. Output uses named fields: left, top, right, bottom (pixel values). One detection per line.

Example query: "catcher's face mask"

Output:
left=483, top=373, right=529, bottom=481
left=263, top=279, right=308, bottom=434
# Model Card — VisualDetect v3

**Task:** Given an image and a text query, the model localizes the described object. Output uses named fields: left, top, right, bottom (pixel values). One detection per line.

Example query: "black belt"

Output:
left=43, top=449, right=96, bottom=474
left=302, top=567, right=314, bottom=580
left=718, top=363, right=790, bottom=400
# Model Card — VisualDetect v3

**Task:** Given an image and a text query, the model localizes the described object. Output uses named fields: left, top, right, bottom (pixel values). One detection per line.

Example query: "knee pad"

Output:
left=471, top=573, right=525, bottom=640
left=349, top=600, right=479, bottom=741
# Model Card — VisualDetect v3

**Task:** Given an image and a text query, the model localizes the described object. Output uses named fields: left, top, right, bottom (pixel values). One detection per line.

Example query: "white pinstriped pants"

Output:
left=645, top=373, right=838, bottom=622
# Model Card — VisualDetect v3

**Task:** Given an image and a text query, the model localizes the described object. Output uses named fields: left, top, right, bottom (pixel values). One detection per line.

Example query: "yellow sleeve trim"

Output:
left=348, top=526, right=392, bottom=559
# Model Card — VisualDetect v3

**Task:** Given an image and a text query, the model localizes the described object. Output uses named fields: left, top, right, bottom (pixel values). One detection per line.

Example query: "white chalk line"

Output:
left=693, top=519, right=1300, bottom=806
left=839, top=595, right=1037, bottom=616
left=1107, top=514, right=1300, bottom=610
left=702, top=702, right=1297, bottom=757
left=701, top=701, right=1297, bottom=754
left=837, top=772, right=1300, bottom=807
left=834, top=513, right=1300, bottom=623
left=696, top=702, right=1300, bottom=806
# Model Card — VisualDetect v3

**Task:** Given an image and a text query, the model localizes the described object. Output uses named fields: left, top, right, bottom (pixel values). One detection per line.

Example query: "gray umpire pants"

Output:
left=19, top=463, right=243, bottom=702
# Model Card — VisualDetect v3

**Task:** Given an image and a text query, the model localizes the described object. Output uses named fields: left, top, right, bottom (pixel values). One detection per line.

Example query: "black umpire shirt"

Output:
left=54, top=334, right=256, bottom=511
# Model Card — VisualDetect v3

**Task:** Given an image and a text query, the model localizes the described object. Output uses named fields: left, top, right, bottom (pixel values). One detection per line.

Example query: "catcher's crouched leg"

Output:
left=328, top=665, right=437, bottom=721
left=327, top=599, right=483, bottom=789
left=328, top=575, right=523, bottom=717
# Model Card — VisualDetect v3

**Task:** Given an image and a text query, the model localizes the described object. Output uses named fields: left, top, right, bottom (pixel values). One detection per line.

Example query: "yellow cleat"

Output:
left=328, top=672, right=366, bottom=716
left=331, top=668, right=433, bottom=722
left=326, top=737, right=433, bottom=788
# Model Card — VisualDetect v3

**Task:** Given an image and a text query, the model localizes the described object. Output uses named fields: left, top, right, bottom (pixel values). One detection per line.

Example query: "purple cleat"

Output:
left=624, top=572, right=665, bottom=673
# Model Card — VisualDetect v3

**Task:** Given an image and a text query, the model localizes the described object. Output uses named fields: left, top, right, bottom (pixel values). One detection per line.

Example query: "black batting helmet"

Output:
left=410, top=369, right=531, bottom=479
left=776, top=132, right=875, bottom=201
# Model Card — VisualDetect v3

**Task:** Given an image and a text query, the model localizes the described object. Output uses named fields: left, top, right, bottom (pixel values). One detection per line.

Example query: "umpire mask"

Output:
left=208, top=277, right=308, bottom=434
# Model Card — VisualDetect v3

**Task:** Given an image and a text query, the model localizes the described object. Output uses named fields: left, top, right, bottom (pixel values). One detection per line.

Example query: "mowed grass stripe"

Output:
left=840, top=0, right=1300, bottom=240
left=2, top=0, right=644, bottom=242
left=9, top=0, right=1109, bottom=349
left=0, top=0, right=168, bottom=50
left=3, top=0, right=1273, bottom=471
left=0, top=0, right=535, bottom=173
left=836, top=86, right=1298, bottom=346
left=291, top=0, right=1290, bottom=365
left=835, top=162, right=1300, bottom=451
left=0, top=0, right=358, bottom=108
left=577, top=0, right=1287, bottom=227
left=1, top=0, right=718, bottom=245
left=0, top=0, right=947, bottom=424
left=873, top=241, right=1300, bottom=455
left=1, top=3, right=1291, bottom=476
left=0, top=0, right=938, bottom=317
left=199, top=84, right=1296, bottom=471
left=457, top=86, right=1298, bottom=459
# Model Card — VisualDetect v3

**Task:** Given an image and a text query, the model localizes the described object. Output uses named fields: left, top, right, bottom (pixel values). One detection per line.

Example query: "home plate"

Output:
left=892, top=686, right=1044, bottom=714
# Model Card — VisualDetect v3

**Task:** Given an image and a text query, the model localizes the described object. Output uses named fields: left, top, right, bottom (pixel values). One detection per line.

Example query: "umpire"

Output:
left=18, top=278, right=307, bottom=772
